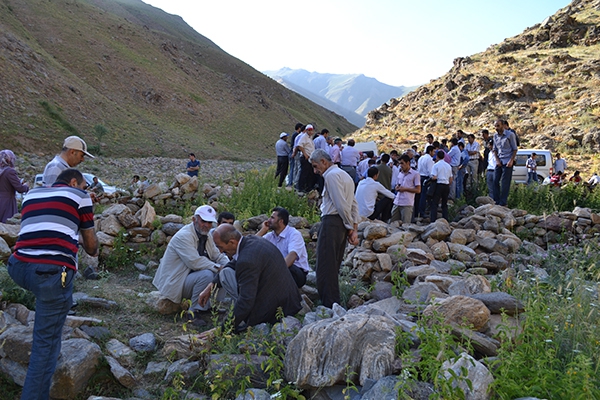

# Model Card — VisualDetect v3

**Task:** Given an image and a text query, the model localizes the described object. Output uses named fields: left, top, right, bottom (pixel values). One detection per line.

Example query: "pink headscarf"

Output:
left=0, top=149, right=16, bottom=170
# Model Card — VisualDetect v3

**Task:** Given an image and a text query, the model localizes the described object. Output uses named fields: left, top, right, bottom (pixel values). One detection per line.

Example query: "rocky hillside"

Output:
left=0, top=0, right=356, bottom=160
left=264, top=68, right=416, bottom=126
left=354, top=0, right=600, bottom=153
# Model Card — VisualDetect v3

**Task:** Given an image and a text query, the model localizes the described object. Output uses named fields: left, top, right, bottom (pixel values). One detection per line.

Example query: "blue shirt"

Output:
left=187, top=159, right=200, bottom=177
left=493, top=130, right=518, bottom=165
left=447, top=146, right=461, bottom=167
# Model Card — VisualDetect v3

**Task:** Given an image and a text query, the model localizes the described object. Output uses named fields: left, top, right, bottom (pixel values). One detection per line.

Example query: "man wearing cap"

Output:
left=275, top=132, right=290, bottom=187
left=42, top=136, right=94, bottom=186
left=152, top=205, right=230, bottom=321
left=7, top=169, right=98, bottom=400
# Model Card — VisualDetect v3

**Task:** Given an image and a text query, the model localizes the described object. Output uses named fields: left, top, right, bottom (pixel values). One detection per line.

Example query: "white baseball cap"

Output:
left=194, top=205, right=217, bottom=222
left=63, top=136, right=95, bottom=158
left=280, top=132, right=288, bottom=138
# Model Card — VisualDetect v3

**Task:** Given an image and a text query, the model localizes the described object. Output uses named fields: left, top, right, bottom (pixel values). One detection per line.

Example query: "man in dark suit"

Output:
left=199, top=224, right=302, bottom=333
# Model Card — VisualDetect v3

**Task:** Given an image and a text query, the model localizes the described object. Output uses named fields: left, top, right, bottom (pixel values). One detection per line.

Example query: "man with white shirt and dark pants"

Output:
left=275, top=132, right=291, bottom=187
left=355, top=167, right=395, bottom=221
left=340, top=138, right=361, bottom=184
left=429, top=150, right=453, bottom=222
left=309, top=149, right=359, bottom=308
left=417, top=145, right=435, bottom=219
left=257, top=206, right=311, bottom=288
left=447, top=138, right=461, bottom=200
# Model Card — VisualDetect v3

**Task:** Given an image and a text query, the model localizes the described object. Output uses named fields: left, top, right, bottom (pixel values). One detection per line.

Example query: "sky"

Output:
left=142, top=0, right=572, bottom=87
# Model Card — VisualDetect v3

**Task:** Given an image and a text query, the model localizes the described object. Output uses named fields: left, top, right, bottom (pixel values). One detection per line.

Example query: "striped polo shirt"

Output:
left=14, top=183, right=94, bottom=271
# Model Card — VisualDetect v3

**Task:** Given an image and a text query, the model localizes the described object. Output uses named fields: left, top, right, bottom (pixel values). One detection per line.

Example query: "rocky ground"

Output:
left=14, top=153, right=275, bottom=190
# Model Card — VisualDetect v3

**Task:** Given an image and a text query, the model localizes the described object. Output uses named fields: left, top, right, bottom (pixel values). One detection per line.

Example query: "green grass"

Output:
left=491, top=240, right=600, bottom=398
left=508, top=182, right=600, bottom=213
left=222, top=166, right=320, bottom=223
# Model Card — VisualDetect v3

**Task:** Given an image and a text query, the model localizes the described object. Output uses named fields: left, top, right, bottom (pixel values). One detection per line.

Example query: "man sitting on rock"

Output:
left=152, top=205, right=229, bottom=325
left=199, top=224, right=302, bottom=334
left=256, top=206, right=311, bottom=288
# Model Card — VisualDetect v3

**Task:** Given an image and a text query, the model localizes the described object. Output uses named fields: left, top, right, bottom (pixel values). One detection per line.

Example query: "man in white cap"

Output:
left=275, top=132, right=290, bottom=187
left=152, top=205, right=230, bottom=325
left=42, top=135, right=95, bottom=186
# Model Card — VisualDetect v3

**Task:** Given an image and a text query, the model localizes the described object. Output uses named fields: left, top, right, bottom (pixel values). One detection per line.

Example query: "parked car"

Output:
left=34, top=173, right=118, bottom=194
left=512, top=149, right=553, bottom=184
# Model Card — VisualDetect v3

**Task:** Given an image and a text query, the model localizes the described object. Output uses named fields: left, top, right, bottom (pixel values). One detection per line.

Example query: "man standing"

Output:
left=417, top=145, right=435, bottom=219
left=447, top=138, right=461, bottom=200
left=275, top=132, right=290, bottom=187
left=340, top=139, right=361, bottom=184
left=329, top=138, right=343, bottom=166
left=288, top=123, right=303, bottom=186
left=152, top=205, right=229, bottom=322
left=391, top=154, right=421, bottom=224
left=42, top=136, right=94, bottom=186
left=309, top=149, right=359, bottom=308
left=479, top=129, right=491, bottom=176
left=376, top=153, right=393, bottom=190
left=526, top=153, right=538, bottom=185
left=186, top=153, right=200, bottom=177
left=296, top=124, right=317, bottom=192
left=429, top=150, right=453, bottom=222
left=257, top=207, right=311, bottom=288
left=313, top=129, right=329, bottom=151
left=554, top=153, right=567, bottom=174
left=355, top=167, right=395, bottom=221
left=492, top=119, right=518, bottom=206
left=465, top=134, right=480, bottom=187
left=7, top=169, right=98, bottom=399
left=200, top=224, right=302, bottom=333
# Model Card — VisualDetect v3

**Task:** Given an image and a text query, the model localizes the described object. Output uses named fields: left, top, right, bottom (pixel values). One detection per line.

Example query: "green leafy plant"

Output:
left=223, top=167, right=319, bottom=222
left=0, top=265, right=36, bottom=310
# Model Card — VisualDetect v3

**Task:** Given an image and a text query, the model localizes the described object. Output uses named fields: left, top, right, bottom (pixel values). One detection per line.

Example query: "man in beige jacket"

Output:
left=153, top=205, right=229, bottom=319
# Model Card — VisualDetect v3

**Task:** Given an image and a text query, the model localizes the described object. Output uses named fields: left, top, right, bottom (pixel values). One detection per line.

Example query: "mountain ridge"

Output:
left=0, top=0, right=357, bottom=160
left=263, top=68, right=416, bottom=127
left=353, top=0, right=600, bottom=157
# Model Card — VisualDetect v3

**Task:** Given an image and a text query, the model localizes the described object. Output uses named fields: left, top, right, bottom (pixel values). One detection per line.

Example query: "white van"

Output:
left=352, top=141, right=378, bottom=156
left=512, top=149, right=553, bottom=184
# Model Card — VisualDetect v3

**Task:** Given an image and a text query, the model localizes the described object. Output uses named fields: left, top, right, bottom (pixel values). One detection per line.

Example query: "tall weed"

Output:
left=223, top=167, right=319, bottom=222
left=491, top=241, right=600, bottom=398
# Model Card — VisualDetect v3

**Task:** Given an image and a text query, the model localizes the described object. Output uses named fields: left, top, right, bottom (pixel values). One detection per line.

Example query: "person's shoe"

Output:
left=157, top=298, right=181, bottom=315
left=82, top=266, right=100, bottom=280
left=185, top=311, right=208, bottom=327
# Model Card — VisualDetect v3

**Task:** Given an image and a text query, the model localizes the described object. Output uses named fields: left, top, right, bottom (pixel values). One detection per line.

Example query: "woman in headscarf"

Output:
left=0, top=149, right=29, bottom=223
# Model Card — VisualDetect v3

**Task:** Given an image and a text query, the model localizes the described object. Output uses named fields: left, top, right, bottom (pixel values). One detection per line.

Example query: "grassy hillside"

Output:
left=0, top=0, right=356, bottom=159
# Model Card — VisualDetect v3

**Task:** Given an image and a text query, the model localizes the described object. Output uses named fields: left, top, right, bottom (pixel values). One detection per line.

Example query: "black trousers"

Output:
left=430, top=183, right=449, bottom=222
left=316, top=214, right=348, bottom=308
left=275, top=156, right=289, bottom=187
left=369, top=197, right=393, bottom=221
left=297, top=156, right=316, bottom=192
left=289, top=265, right=308, bottom=288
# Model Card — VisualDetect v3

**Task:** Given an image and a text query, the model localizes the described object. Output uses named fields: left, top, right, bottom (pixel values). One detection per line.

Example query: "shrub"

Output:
left=223, top=167, right=319, bottom=223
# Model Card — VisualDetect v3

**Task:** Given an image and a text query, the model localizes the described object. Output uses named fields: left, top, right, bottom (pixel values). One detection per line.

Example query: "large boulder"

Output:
left=423, top=295, right=490, bottom=332
left=285, top=313, right=397, bottom=387
left=421, top=219, right=452, bottom=241
left=50, top=339, right=103, bottom=399
left=440, top=352, right=494, bottom=400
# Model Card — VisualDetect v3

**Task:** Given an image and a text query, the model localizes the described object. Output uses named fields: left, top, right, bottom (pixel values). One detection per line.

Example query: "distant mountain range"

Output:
left=263, top=68, right=417, bottom=127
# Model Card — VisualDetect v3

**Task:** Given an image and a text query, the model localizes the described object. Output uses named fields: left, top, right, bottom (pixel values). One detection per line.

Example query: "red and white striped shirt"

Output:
left=14, top=183, right=94, bottom=271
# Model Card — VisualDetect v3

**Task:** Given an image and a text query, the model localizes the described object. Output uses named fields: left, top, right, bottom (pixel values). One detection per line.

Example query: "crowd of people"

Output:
left=3, top=122, right=600, bottom=397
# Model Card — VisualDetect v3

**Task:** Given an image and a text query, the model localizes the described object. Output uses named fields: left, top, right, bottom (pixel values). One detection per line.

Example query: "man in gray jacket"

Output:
left=153, top=205, right=229, bottom=318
